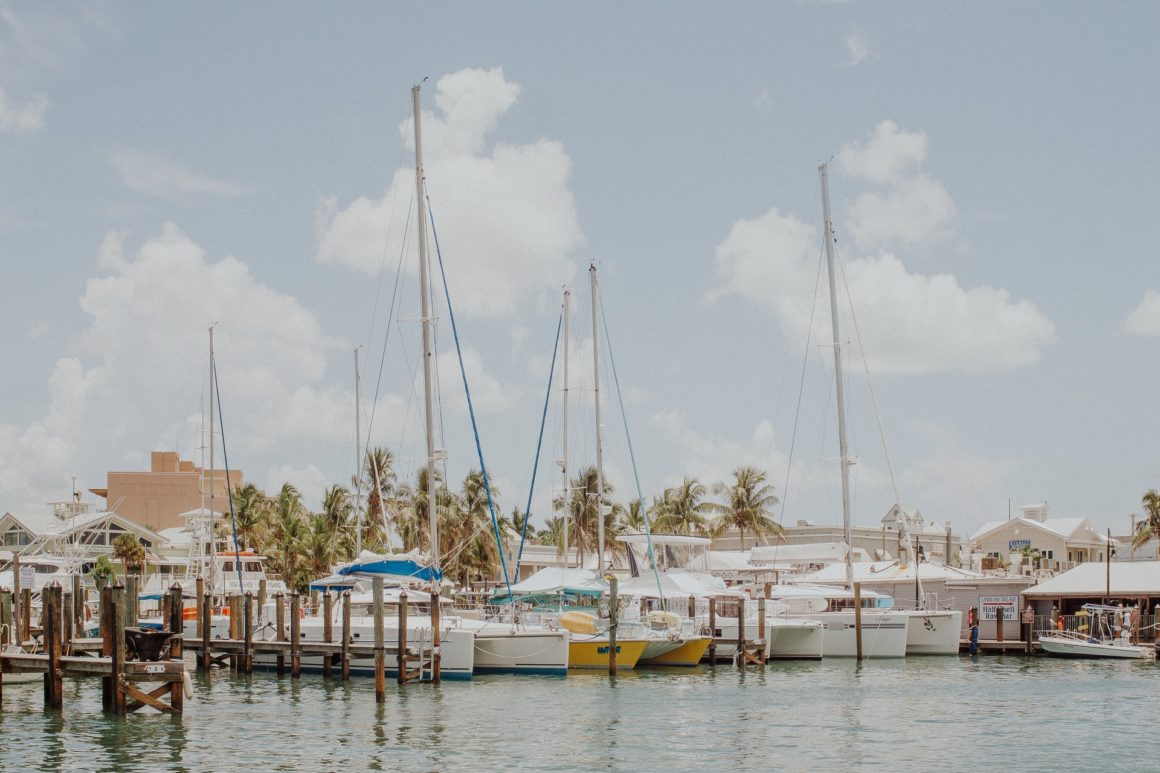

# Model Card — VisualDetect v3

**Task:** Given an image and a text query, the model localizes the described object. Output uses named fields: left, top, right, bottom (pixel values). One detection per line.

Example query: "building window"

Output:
left=1, top=527, right=31, bottom=547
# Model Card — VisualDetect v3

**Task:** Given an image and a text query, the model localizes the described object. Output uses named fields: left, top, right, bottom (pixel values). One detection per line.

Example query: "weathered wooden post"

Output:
left=854, top=582, right=864, bottom=661
left=229, top=594, right=242, bottom=671
left=430, top=589, right=441, bottom=684
left=71, top=574, right=84, bottom=638
left=373, top=577, right=386, bottom=699
left=341, top=590, right=351, bottom=681
left=290, top=592, right=301, bottom=678
left=275, top=592, right=286, bottom=676
left=757, top=596, right=767, bottom=665
left=257, top=578, right=268, bottom=625
left=996, top=606, right=1005, bottom=643
left=12, top=555, right=21, bottom=645
left=607, top=575, right=618, bottom=674
left=708, top=597, right=717, bottom=662
left=43, top=582, right=63, bottom=709
left=168, top=583, right=184, bottom=713
left=687, top=595, right=696, bottom=621
left=200, top=590, right=212, bottom=671
left=736, top=597, right=746, bottom=669
left=243, top=592, right=254, bottom=674
left=1, top=588, right=12, bottom=646
left=396, top=586, right=407, bottom=686
left=322, top=589, right=333, bottom=678
left=126, top=575, right=139, bottom=627
left=20, top=588, right=32, bottom=645
left=62, top=589, right=74, bottom=651
left=110, top=582, right=128, bottom=715
left=100, top=585, right=113, bottom=709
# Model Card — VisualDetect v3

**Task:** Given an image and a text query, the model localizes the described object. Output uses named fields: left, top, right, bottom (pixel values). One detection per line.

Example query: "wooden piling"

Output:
left=607, top=575, right=619, bottom=674
left=430, top=589, right=441, bottom=684
left=373, top=578, right=386, bottom=699
left=200, top=590, right=212, bottom=671
left=737, top=597, right=746, bottom=669
left=229, top=595, right=242, bottom=671
left=168, top=583, right=184, bottom=712
left=62, top=590, right=74, bottom=651
left=275, top=592, right=286, bottom=676
left=853, top=582, right=864, bottom=662
left=110, top=583, right=128, bottom=715
left=290, top=592, right=301, bottom=678
left=257, top=578, right=268, bottom=625
left=341, top=590, right=351, bottom=681
left=322, top=590, right=333, bottom=678
left=100, top=585, right=113, bottom=709
left=708, top=597, right=717, bottom=662
left=996, top=606, right=1005, bottom=643
left=20, top=588, right=32, bottom=645
left=243, top=592, right=254, bottom=674
left=12, top=555, right=21, bottom=645
left=126, top=575, right=139, bottom=626
left=1, top=588, right=12, bottom=646
left=395, top=586, right=407, bottom=687
left=43, top=582, right=63, bottom=709
left=71, top=574, right=84, bottom=637
left=687, top=595, right=695, bottom=621
left=757, top=596, right=767, bottom=665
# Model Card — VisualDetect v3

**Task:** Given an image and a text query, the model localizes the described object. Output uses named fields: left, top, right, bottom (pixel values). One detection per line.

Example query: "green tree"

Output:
left=302, top=511, right=341, bottom=585
left=651, top=477, right=713, bottom=536
left=320, top=484, right=355, bottom=559
left=112, top=532, right=146, bottom=576
left=1133, top=489, right=1160, bottom=559
left=360, top=447, right=397, bottom=551
left=267, top=483, right=308, bottom=590
left=552, top=466, right=617, bottom=568
left=708, top=466, right=784, bottom=549
left=231, top=482, right=269, bottom=552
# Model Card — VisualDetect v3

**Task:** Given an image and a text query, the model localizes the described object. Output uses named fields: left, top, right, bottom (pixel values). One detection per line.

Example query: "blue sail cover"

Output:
left=335, top=550, right=443, bottom=583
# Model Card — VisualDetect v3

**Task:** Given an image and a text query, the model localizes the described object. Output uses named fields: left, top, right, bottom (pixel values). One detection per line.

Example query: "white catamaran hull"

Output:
left=816, top=611, right=909, bottom=658
left=904, top=609, right=962, bottom=655
left=468, top=624, right=570, bottom=675
left=706, top=619, right=825, bottom=661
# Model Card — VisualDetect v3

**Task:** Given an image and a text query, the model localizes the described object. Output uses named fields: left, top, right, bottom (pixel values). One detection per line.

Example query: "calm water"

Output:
left=1, top=656, right=1156, bottom=771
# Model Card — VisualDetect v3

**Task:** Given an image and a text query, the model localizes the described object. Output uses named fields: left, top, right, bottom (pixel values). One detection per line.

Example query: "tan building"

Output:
left=90, top=451, right=242, bottom=533
left=969, top=503, right=1117, bottom=575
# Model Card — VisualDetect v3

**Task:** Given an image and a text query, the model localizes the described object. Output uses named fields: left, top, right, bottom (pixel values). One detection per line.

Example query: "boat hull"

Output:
left=640, top=636, right=711, bottom=667
left=568, top=638, right=649, bottom=669
left=1039, top=635, right=1151, bottom=660
left=816, top=611, right=909, bottom=658
left=707, top=620, right=825, bottom=661
left=904, top=610, right=962, bottom=655
left=471, top=628, right=570, bottom=676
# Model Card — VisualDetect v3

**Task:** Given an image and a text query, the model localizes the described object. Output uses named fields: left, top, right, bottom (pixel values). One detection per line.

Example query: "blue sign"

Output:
left=1008, top=539, right=1031, bottom=550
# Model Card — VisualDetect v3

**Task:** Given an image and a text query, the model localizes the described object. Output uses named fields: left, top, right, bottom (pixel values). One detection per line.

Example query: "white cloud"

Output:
left=899, top=420, right=1010, bottom=531
left=1126, top=291, right=1160, bottom=336
left=839, top=120, right=927, bottom=185
left=263, top=464, right=331, bottom=512
left=315, top=67, right=582, bottom=318
left=0, top=86, right=46, bottom=133
left=845, top=32, right=875, bottom=66
left=708, top=207, right=1054, bottom=374
left=438, top=347, right=514, bottom=416
left=0, top=223, right=351, bottom=510
left=847, top=173, right=956, bottom=248
left=110, top=148, right=251, bottom=200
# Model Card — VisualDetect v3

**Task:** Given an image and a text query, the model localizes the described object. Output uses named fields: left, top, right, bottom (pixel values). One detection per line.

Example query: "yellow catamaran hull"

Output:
left=568, top=639, right=649, bottom=669
left=640, top=636, right=712, bottom=667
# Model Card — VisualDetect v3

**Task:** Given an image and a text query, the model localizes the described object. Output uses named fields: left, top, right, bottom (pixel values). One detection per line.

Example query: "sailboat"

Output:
left=770, top=163, right=910, bottom=658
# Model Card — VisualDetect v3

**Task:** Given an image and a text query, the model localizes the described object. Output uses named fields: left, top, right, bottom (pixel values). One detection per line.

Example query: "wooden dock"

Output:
left=1, top=583, right=187, bottom=715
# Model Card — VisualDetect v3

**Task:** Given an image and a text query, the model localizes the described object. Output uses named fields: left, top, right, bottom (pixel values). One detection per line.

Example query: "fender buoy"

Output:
left=182, top=670, right=194, bottom=699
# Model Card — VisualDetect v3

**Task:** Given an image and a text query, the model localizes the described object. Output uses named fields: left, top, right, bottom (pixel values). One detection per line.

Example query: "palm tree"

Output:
left=231, top=482, right=269, bottom=552
left=651, top=477, right=712, bottom=536
left=302, top=511, right=341, bottom=585
left=320, top=484, right=354, bottom=559
left=1133, top=489, right=1160, bottom=559
left=267, top=483, right=308, bottom=590
left=552, top=466, right=615, bottom=568
left=446, top=470, right=504, bottom=586
left=360, top=447, right=397, bottom=551
left=394, top=466, right=447, bottom=553
left=615, top=498, right=649, bottom=533
left=708, top=466, right=784, bottom=549
left=112, top=532, right=146, bottom=576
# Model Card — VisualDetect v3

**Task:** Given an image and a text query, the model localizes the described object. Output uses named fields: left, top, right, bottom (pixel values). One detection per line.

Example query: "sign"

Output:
left=1008, top=539, right=1031, bottom=550
left=19, top=565, right=35, bottom=589
left=1021, top=607, right=1035, bottom=624
left=980, top=595, right=1019, bottom=621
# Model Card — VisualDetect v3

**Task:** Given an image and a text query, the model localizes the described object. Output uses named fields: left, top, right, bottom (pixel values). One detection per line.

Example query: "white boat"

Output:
left=769, top=584, right=908, bottom=658
left=1038, top=604, right=1152, bottom=660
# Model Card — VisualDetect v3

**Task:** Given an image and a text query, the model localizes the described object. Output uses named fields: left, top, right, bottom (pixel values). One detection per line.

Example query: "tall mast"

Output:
left=561, top=288, right=571, bottom=568
left=354, top=347, right=363, bottom=555
left=413, top=83, right=440, bottom=570
left=589, top=264, right=606, bottom=573
left=819, top=163, right=854, bottom=591
left=208, top=324, right=218, bottom=590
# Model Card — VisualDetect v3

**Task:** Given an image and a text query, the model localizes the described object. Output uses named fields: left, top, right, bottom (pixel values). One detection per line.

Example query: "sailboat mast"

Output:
left=561, top=288, right=571, bottom=569
left=589, top=264, right=606, bottom=573
left=819, top=163, right=854, bottom=591
left=413, top=83, right=440, bottom=570
left=208, top=324, right=218, bottom=591
left=354, top=347, right=363, bottom=555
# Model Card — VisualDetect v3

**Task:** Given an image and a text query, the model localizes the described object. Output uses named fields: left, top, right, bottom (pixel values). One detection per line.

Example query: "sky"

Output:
left=1, top=2, right=1158, bottom=541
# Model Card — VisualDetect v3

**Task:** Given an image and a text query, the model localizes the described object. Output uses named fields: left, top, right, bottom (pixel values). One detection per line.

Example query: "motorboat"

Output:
left=1039, top=604, right=1152, bottom=660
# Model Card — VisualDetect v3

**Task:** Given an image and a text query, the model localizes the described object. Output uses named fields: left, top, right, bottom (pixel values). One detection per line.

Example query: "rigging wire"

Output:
left=515, top=308, right=563, bottom=577
left=597, top=291, right=665, bottom=601
left=210, top=348, right=244, bottom=592
left=426, top=198, right=514, bottom=604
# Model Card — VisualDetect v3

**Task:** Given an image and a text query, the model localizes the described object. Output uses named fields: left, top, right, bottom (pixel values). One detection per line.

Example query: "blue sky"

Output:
left=1, top=2, right=1158, bottom=539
